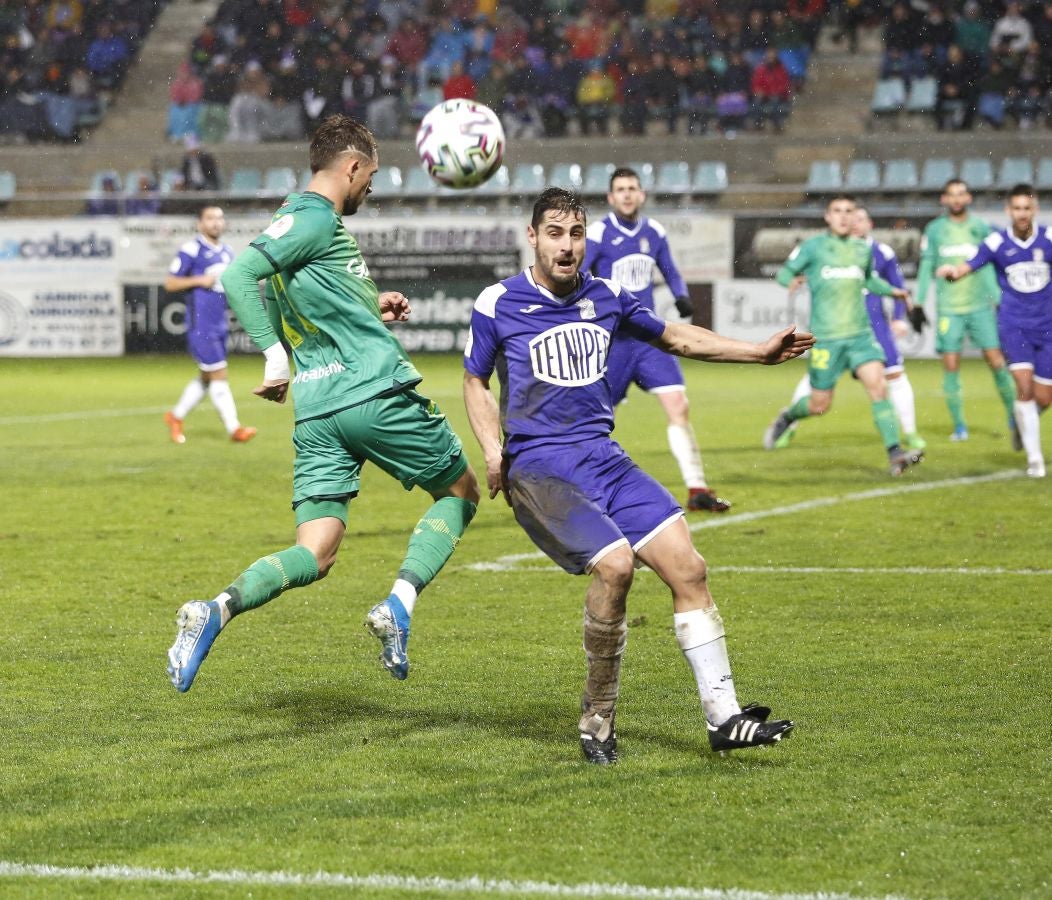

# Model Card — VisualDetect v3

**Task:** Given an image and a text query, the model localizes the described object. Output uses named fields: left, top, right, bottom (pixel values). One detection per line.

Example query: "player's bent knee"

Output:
left=594, top=547, right=635, bottom=591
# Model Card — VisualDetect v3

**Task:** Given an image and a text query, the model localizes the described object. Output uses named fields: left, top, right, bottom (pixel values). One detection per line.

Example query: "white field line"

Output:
left=0, top=406, right=168, bottom=425
left=466, top=470, right=1026, bottom=573
left=0, top=861, right=904, bottom=900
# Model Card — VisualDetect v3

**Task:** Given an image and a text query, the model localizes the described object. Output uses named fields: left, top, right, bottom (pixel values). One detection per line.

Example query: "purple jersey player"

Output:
left=939, top=183, right=1052, bottom=477
left=464, top=187, right=813, bottom=765
left=583, top=167, right=730, bottom=513
left=162, top=205, right=255, bottom=445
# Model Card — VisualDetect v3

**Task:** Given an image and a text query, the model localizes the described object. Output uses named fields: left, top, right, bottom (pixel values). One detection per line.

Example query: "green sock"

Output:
left=786, top=395, right=811, bottom=421
left=397, top=497, right=477, bottom=592
left=872, top=398, right=900, bottom=449
left=943, top=370, right=965, bottom=430
left=224, top=545, right=319, bottom=616
left=992, top=367, right=1016, bottom=420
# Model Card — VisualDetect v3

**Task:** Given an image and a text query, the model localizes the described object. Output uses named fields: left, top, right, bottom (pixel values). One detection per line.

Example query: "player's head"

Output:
left=941, top=178, right=972, bottom=216
left=607, top=167, right=645, bottom=220
left=1006, top=183, right=1038, bottom=234
left=309, top=114, right=378, bottom=216
left=528, top=187, right=587, bottom=296
left=197, top=204, right=225, bottom=241
left=824, top=193, right=857, bottom=237
left=851, top=205, right=873, bottom=239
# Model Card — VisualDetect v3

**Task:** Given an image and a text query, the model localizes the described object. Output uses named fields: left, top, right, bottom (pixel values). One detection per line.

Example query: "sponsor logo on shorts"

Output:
left=529, top=322, right=610, bottom=386
left=292, top=360, right=347, bottom=384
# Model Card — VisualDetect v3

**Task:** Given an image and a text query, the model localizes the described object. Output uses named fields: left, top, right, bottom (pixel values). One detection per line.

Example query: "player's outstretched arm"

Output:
left=378, top=291, right=412, bottom=322
left=655, top=322, right=815, bottom=365
left=935, top=262, right=973, bottom=282
left=463, top=372, right=510, bottom=505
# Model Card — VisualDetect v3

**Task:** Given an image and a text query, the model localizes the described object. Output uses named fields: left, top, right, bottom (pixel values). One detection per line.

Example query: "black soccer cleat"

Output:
left=579, top=710, right=618, bottom=765
left=686, top=487, right=732, bottom=513
left=888, top=445, right=924, bottom=476
left=707, top=703, right=794, bottom=754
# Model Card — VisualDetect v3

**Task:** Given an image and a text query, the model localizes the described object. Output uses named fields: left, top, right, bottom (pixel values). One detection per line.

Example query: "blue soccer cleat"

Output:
left=950, top=425, right=969, bottom=442
left=365, top=595, right=411, bottom=680
left=167, top=600, right=222, bottom=693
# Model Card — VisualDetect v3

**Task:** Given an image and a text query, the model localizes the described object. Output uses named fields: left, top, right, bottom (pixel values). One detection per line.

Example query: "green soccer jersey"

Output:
left=222, top=191, right=421, bottom=423
left=915, top=214, right=999, bottom=315
left=776, top=233, right=895, bottom=341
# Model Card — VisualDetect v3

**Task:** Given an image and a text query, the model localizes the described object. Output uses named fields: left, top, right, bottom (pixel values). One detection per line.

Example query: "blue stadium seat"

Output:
left=905, top=77, right=938, bottom=113
left=227, top=168, right=262, bottom=194
left=870, top=78, right=906, bottom=116
left=473, top=165, right=510, bottom=196
left=997, top=157, right=1034, bottom=190
left=90, top=169, right=123, bottom=192
left=582, top=163, right=615, bottom=194
left=959, top=158, right=994, bottom=191
left=805, top=161, right=842, bottom=192
left=263, top=167, right=298, bottom=195
left=123, top=169, right=154, bottom=194
left=920, top=158, right=955, bottom=191
left=883, top=159, right=919, bottom=191
left=1036, top=157, right=1052, bottom=191
left=845, top=160, right=880, bottom=191
left=656, top=161, right=691, bottom=194
left=548, top=163, right=583, bottom=190
left=626, top=161, right=655, bottom=190
left=402, top=167, right=437, bottom=196
left=692, top=161, right=728, bottom=193
left=369, top=166, right=403, bottom=197
left=0, top=170, right=15, bottom=202
left=159, top=168, right=183, bottom=194
left=510, top=163, right=545, bottom=193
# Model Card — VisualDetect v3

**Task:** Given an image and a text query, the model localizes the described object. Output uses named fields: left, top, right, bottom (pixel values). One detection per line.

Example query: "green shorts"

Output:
left=807, top=333, right=885, bottom=391
left=935, top=307, right=1001, bottom=354
left=291, top=388, right=467, bottom=526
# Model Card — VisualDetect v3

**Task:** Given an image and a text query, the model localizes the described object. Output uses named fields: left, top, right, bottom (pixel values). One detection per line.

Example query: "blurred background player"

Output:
left=763, top=194, right=919, bottom=475
left=163, top=204, right=256, bottom=444
left=915, top=178, right=1017, bottom=444
left=938, top=183, right=1052, bottom=478
left=583, top=166, right=730, bottom=513
left=775, top=206, right=927, bottom=451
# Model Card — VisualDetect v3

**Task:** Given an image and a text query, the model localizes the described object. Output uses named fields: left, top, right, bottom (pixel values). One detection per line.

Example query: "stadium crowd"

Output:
left=877, top=0, right=1052, bottom=131
left=0, top=0, right=165, bottom=142
left=167, top=0, right=825, bottom=147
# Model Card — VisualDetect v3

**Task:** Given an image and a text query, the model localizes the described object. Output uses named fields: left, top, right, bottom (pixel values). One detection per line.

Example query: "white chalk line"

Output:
left=0, top=405, right=168, bottom=425
left=0, top=861, right=903, bottom=900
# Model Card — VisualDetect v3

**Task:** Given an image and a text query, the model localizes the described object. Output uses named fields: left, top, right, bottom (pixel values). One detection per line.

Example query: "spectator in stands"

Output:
left=751, top=46, right=792, bottom=132
left=198, top=55, right=237, bottom=144
left=464, top=19, right=495, bottom=81
left=990, top=2, right=1033, bottom=55
left=265, top=57, right=305, bottom=140
left=976, top=57, right=1012, bottom=128
left=126, top=174, right=161, bottom=216
left=84, top=22, right=130, bottom=88
left=882, top=3, right=923, bottom=79
left=685, top=54, right=719, bottom=135
left=490, top=9, right=528, bottom=66
left=168, top=61, right=203, bottom=141
left=575, top=60, right=616, bottom=135
left=619, top=57, right=649, bottom=136
left=181, top=135, right=221, bottom=191
left=301, top=53, right=343, bottom=136
left=537, top=48, right=579, bottom=137
left=190, top=23, right=221, bottom=72
left=646, top=50, right=682, bottom=134
left=565, top=10, right=607, bottom=62
left=920, top=7, right=955, bottom=65
left=769, top=9, right=809, bottom=84
left=954, top=1, right=992, bottom=65
left=226, top=61, right=271, bottom=143
left=360, top=14, right=390, bottom=62
left=419, top=16, right=467, bottom=89
left=367, top=55, right=405, bottom=139
left=502, top=91, right=543, bottom=139
left=741, top=9, right=769, bottom=68
left=386, top=15, right=428, bottom=71
left=936, top=43, right=975, bottom=130
left=342, top=57, right=376, bottom=122
left=716, top=50, right=751, bottom=133
left=86, top=174, right=121, bottom=216
left=788, top=0, right=825, bottom=49
left=443, top=60, right=476, bottom=100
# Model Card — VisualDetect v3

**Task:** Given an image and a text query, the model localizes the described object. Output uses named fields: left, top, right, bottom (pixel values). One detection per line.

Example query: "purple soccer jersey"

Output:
left=169, top=236, right=234, bottom=368
left=967, top=226, right=1052, bottom=378
left=864, top=238, right=907, bottom=372
left=464, top=268, right=680, bottom=574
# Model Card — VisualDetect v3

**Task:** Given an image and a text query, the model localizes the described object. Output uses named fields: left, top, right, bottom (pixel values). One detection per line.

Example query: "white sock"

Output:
left=667, top=423, right=706, bottom=489
left=208, top=380, right=241, bottom=433
left=674, top=606, right=741, bottom=726
left=390, top=578, right=418, bottom=616
left=1014, top=399, right=1043, bottom=465
left=790, top=373, right=811, bottom=404
left=173, top=379, right=206, bottom=420
left=212, top=591, right=233, bottom=628
left=888, top=374, right=917, bottom=435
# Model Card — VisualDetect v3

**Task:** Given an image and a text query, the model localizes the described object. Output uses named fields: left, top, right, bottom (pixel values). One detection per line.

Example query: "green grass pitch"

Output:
left=0, top=353, right=1049, bottom=900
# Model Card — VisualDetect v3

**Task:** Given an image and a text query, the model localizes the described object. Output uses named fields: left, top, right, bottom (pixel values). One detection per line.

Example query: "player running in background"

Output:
left=937, top=183, right=1052, bottom=478
left=762, top=194, right=921, bottom=475
left=463, top=188, right=811, bottom=764
left=916, top=178, right=1017, bottom=443
left=167, top=115, right=480, bottom=692
left=162, top=205, right=256, bottom=444
left=774, top=206, right=927, bottom=451
left=582, top=167, right=730, bottom=513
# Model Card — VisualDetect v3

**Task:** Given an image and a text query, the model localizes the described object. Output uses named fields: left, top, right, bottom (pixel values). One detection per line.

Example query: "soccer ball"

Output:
left=415, top=99, right=505, bottom=189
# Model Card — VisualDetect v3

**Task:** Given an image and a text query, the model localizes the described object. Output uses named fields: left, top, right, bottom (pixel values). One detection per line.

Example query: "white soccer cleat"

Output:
left=1026, top=459, right=1046, bottom=478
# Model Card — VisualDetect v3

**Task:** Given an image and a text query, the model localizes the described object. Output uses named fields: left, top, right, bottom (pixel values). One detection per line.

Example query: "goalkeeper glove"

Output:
left=674, top=296, right=694, bottom=317
left=907, top=306, right=929, bottom=334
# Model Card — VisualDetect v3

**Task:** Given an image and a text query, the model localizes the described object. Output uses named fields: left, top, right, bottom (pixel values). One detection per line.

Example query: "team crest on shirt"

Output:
left=577, top=298, right=596, bottom=320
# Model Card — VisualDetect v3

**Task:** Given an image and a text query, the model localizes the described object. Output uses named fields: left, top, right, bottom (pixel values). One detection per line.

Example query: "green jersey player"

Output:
left=915, top=178, right=1017, bottom=443
left=166, top=115, right=480, bottom=694
left=763, top=194, right=922, bottom=475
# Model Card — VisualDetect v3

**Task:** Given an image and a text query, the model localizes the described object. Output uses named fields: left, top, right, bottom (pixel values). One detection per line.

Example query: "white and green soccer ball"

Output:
left=415, top=98, right=505, bottom=189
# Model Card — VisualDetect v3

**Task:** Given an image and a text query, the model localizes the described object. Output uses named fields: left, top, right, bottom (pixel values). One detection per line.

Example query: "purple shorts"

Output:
left=188, top=329, right=228, bottom=371
left=507, top=437, right=682, bottom=575
left=869, top=310, right=903, bottom=373
left=606, top=336, right=685, bottom=404
left=999, top=317, right=1052, bottom=383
